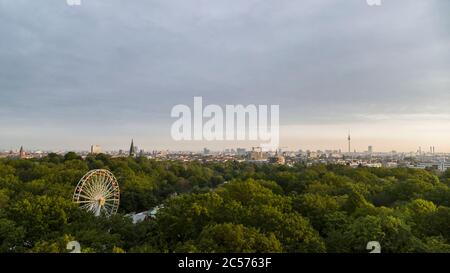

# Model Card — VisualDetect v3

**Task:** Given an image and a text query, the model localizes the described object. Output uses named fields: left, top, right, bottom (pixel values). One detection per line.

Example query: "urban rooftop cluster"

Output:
left=2, top=135, right=450, bottom=172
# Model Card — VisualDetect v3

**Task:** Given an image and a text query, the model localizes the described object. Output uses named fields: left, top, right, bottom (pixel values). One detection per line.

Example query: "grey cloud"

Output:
left=0, top=0, right=449, bottom=149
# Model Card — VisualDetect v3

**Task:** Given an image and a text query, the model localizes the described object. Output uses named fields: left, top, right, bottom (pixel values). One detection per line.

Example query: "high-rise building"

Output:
left=368, top=146, right=373, bottom=153
left=90, top=145, right=102, bottom=154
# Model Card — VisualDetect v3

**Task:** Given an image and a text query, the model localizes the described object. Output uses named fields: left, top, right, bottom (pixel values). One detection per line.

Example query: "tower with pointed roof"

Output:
left=129, top=139, right=136, bottom=157
left=347, top=132, right=351, bottom=154
left=19, top=146, right=26, bottom=159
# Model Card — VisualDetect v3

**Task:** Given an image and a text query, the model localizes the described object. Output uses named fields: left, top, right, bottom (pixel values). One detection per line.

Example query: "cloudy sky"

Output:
left=0, top=0, right=449, bottom=152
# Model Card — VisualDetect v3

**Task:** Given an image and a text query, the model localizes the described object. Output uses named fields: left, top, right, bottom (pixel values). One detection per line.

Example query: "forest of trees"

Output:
left=0, top=153, right=449, bottom=253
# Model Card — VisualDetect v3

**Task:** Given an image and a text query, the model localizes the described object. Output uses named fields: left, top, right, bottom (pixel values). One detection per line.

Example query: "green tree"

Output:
left=7, top=196, right=77, bottom=243
left=0, top=218, right=25, bottom=252
left=195, top=223, right=282, bottom=253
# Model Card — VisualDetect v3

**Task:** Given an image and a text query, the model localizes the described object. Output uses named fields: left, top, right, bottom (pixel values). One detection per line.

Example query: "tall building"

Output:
left=368, top=146, right=373, bottom=153
left=347, top=133, right=351, bottom=153
left=90, top=145, right=102, bottom=154
left=129, top=139, right=136, bottom=157
left=19, top=146, right=26, bottom=159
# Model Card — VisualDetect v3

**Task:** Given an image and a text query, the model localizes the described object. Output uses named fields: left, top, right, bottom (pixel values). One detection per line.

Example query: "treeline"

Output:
left=0, top=153, right=449, bottom=253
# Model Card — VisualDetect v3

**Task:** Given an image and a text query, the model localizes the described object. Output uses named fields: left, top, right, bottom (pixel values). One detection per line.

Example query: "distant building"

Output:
left=384, top=162, right=398, bottom=168
left=126, top=205, right=164, bottom=224
left=308, top=151, right=318, bottom=159
left=268, top=155, right=286, bottom=165
left=129, top=139, right=136, bottom=157
left=364, top=162, right=382, bottom=168
left=19, top=146, right=26, bottom=159
left=236, top=148, right=247, bottom=156
left=330, top=153, right=343, bottom=159
left=129, top=211, right=147, bottom=224
left=415, top=161, right=450, bottom=172
left=247, top=147, right=268, bottom=161
left=368, top=146, right=373, bottom=153
left=90, top=145, right=102, bottom=154
left=203, top=148, right=210, bottom=155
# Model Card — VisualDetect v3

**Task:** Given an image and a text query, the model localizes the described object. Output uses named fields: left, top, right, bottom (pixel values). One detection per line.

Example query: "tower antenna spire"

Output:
left=347, top=130, right=351, bottom=154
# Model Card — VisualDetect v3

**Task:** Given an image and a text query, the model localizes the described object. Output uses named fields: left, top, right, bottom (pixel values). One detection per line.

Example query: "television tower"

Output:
left=347, top=132, right=351, bottom=154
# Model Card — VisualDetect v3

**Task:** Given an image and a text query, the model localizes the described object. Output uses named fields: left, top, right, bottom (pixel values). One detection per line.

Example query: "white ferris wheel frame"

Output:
left=73, top=169, right=120, bottom=217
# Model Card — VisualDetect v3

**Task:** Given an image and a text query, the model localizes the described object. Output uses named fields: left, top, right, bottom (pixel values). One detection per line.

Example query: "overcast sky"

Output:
left=0, top=0, right=449, bottom=152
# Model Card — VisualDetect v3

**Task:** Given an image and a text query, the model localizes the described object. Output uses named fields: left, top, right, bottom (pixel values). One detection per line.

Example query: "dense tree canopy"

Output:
left=0, top=154, right=448, bottom=253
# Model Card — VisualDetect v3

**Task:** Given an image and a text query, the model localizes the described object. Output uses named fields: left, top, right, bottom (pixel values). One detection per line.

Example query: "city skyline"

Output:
left=1, top=1, right=450, bottom=151
left=1, top=135, right=447, bottom=154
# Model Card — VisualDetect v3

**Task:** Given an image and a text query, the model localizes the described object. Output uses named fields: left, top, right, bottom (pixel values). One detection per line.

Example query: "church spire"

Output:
left=19, top=146, right=25, bottom=159
left=129, top=139, right=136, bottom=157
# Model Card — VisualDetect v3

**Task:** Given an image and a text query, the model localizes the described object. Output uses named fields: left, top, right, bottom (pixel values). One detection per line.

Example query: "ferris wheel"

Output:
left=73, top=169, right=120, bottom=217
